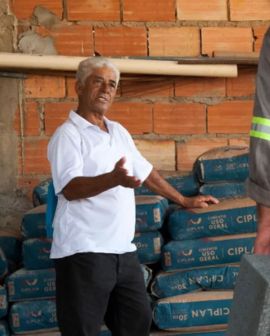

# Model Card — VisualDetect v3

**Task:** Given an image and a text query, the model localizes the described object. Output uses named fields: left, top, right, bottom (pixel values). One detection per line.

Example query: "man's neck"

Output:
left=76, top=108, right=108, bottom=132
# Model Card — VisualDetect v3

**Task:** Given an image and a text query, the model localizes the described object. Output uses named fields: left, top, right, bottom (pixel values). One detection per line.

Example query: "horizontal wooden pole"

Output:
left=0, top=53, right=238, bottom=78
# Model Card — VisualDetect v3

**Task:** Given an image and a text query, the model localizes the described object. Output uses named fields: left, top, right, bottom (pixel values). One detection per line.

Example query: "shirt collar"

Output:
left=69, top=110, right=114, bottom=131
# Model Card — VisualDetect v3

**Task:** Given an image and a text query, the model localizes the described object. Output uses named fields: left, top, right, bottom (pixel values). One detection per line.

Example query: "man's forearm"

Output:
left=143, top=169, right=185, bottom=205
left=62, top=173, right=117, bottom=201
left=254, top=204, right=270, bottom=254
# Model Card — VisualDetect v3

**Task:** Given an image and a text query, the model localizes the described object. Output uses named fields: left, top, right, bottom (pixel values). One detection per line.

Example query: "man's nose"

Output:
left=101, top=82, right=110, bottom=93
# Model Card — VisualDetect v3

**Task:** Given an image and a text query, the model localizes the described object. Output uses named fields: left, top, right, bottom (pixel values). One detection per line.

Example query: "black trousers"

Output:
left=54, top=251, right=152, bottom=336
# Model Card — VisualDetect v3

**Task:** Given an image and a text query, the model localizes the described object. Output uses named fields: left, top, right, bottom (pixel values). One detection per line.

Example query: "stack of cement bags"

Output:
left=150, top=146, right=255, bottom=334
left=195, top=146, right=249, bottom=200
left=133, top=196, right=168, bottom=266
left=4, top=203, right=112, bottom=336
left=6, top=205, right=58, bottom=335
left=0, top=230, right=23, bottom=336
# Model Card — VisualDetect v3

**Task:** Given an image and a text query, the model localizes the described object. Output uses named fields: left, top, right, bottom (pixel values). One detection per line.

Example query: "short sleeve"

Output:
left=47, top=126, right=83, bottom=194
left=119, top=125, right=153, bottom=182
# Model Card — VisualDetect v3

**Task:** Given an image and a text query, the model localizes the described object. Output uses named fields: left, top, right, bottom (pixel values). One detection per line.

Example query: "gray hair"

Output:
left=76, top=57, right=120, bottom=86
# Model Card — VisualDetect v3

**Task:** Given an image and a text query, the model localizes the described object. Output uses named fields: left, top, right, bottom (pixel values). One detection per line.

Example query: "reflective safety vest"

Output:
left=250, top=116, right=270, bottom=141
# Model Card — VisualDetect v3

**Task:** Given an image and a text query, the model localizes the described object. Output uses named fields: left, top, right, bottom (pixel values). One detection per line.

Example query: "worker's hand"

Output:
left=181, top=195, right=219, bottom=209
left=112, top=157, right=142, bottom=188
left=254, top=204, right=270, bottom=255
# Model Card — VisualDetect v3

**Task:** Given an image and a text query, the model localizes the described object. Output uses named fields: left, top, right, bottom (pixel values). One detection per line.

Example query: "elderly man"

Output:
left=48, top=57, right=218, bottom=336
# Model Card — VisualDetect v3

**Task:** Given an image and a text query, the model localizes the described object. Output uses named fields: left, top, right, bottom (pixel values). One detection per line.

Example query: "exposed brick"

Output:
left=208, top=101, right=254, bottom=134
left=177, top=0, right=227, bottom=20
left=67, top=0, right=120, bottom=21
left=44, top=102, right=76, bottom=136
left=175, top=77, right=226, bottom=97
left=226, top=68, right=256, bottom=97
left=230, top=0, right=270, bottom=20
left=36, top=24, right=93, bottom=56
left=149, top=27, right=200, bottom=57
left=10, top=0, right=63, bottom=20
left=107, top=102, right=153, bottom=135
left=123, top=0, right=175, bottom=22
left=154, top=103, right=206, bottom=135
left=66, top=77, right=77, bottom=98
left=121, top=77, right=174, bottom=97
left=134, top=139, right=175, bottom=170
left=202, top=27, right=253, bottom=56
left=229, top=138, right=250, bottom=147
left=13, top=107, right=21, bottom=136
left=177, top=138, right=228, bottom=171
left=24, top=139, right=50, bottom=174
left=23, top=101, right=40, bottom=136
left=95, top=27, right=147, bottom=57
left=17, top=176, right=43, bottom=199
left=24, top=75, right=65, bottom=98
left=254, top=25, right=269, bottom=52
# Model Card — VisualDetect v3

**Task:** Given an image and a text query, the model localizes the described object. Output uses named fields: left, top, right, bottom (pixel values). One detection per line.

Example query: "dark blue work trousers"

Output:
left=54, top=251, right=152, bottom=336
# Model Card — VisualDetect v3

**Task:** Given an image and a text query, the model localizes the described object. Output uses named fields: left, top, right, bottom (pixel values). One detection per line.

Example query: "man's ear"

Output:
left=75, top=81, right=83, bottom=96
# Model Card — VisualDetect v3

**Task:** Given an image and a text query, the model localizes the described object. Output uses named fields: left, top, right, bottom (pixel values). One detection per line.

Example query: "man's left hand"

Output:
left=181, top=195, right=219, bottom=209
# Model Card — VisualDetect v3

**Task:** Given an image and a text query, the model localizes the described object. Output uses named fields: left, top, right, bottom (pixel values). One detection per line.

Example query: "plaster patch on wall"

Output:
left=18, top=30, right=57, bottom=55
left=0, top=13, right=14, bottom=52
left=32, top=6, right=60, bottom=29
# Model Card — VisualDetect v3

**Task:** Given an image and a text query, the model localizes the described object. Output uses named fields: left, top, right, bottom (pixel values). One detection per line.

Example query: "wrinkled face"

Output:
left=76, top=66, right=118, bottom=115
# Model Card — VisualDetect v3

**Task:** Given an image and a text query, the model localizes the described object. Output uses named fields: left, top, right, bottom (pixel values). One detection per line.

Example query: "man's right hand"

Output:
left=112, top=157, right=142, bottom=189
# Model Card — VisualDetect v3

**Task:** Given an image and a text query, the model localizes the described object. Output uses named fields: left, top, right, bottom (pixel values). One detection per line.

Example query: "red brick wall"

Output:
left=10, top=0, right=269, bottom=197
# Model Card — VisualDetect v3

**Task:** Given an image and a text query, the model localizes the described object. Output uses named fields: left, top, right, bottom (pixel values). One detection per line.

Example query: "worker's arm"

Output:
left=254, top=204, right=270, bottom=254
left=63, top=157, right=141, bottom=201
left=143, top=168, right=219, bottom=208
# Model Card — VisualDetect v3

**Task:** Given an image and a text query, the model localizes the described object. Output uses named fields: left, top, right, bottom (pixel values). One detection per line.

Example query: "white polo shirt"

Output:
left=48, top=111, right=153, bottom=258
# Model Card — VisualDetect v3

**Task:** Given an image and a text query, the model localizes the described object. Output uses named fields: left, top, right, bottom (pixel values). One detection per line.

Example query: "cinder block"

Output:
left=95, top=27, right=147, bottom=57
left=254, top=26, right=269, bottom=52
left=227, top=254, right=270, bottom=336
left=123, top=0, right=175, bottom=21
left=202, top=27, right=253, bottom=56
left=208, top=101, right=253, bottom=134
left=230, top=0, right=270, bottom=21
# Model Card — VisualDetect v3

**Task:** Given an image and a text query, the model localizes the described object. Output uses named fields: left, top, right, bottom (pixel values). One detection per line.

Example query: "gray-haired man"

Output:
left=48, top=57, right=218, bottom=336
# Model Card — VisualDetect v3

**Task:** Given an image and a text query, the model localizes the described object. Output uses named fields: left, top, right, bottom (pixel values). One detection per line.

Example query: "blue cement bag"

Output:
left=199, top=182, right=247, bottom=200
left=18, top=326, right=111, bottom=336
left=21, top=205, right=47, bottom=239
left=0, top=287, right=8, bottom=319
left=0, top=233, right=22, bottom=268
left=0, top=321, right=9, bottom=336
left=136, top=196, right=169, bottom=232
left=0, top=250, right=8, bottom=281
left=32, top=179, right=52, bottom=206
left=151, top=265, right=239, bottom=298
left=168, top=198, right=256, bottom=240
left=153, top=291, right=233, bottom=332
left=6, top=268, right=55, bottom=302
left=23, top=239, right=53, bottom=270
left=194, top=146, right=249, bottom=183
left=150, top=331, right=226, bottom=336
left=9, top=299, right=57, bottom=334
left=133, top=231, right=163, bottom=264
left=162, top=233, right=255, bottom=272
left=135, top=173, right=199, bottom=197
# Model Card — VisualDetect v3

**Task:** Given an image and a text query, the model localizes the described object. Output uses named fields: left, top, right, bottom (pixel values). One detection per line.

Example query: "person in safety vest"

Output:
left=247, top=27, right=270, bottom=255
left=47, top=56, right=219, bottom=336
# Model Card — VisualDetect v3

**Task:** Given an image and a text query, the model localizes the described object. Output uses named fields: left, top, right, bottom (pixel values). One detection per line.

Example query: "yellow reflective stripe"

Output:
left=250, top=130, right=270, bottom=141
left=252, top=116, right=270, bottom=126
